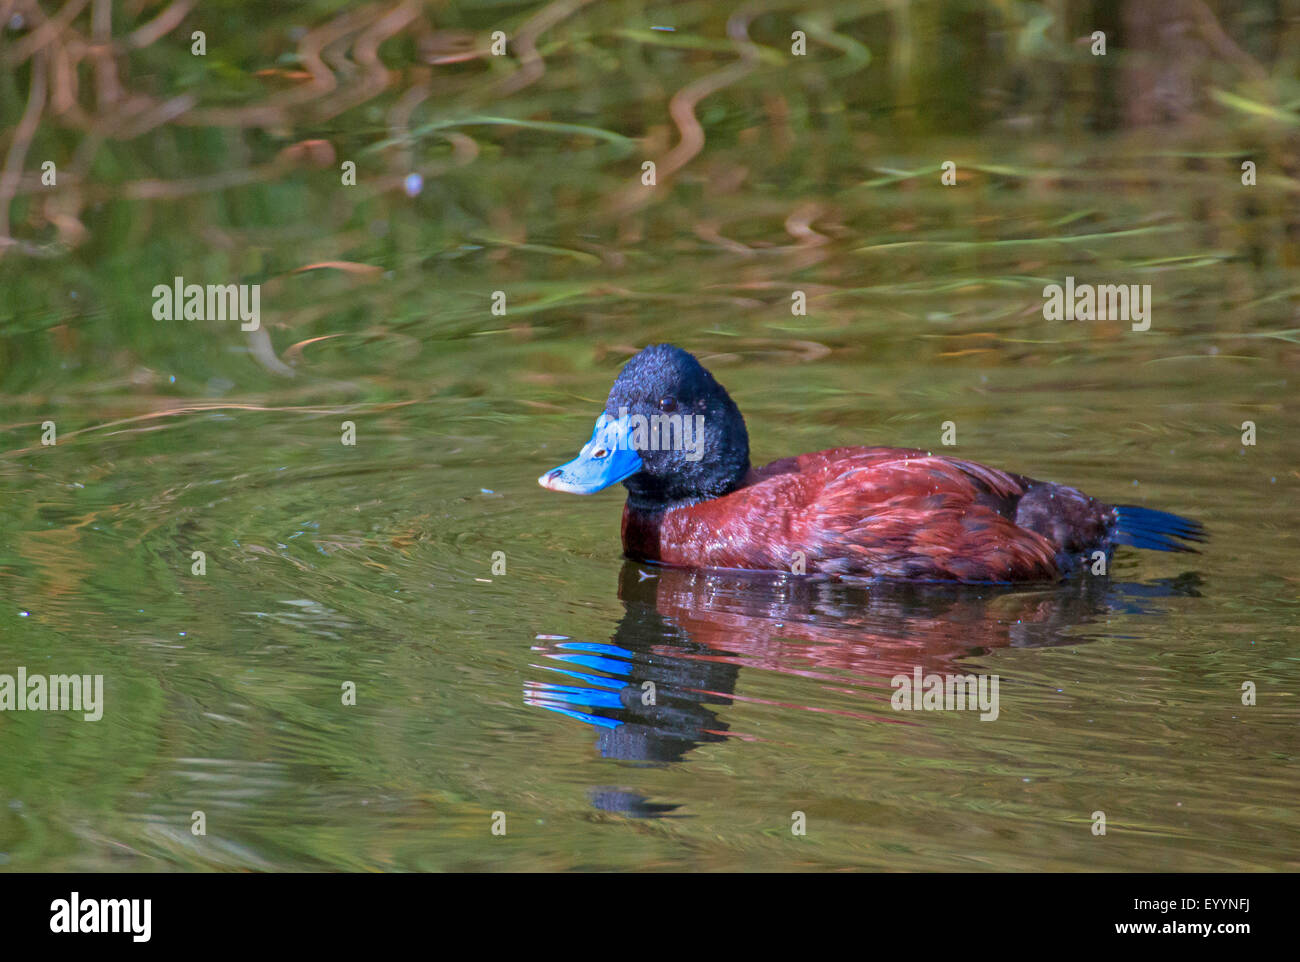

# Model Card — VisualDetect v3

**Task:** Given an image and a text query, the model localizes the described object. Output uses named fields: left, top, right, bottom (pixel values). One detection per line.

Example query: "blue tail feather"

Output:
left=1113, top=505, right=1206, bottom=554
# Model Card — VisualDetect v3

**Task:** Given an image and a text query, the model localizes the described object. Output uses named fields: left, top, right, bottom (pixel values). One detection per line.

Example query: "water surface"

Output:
left=0, top=0, right=1296, bottom=871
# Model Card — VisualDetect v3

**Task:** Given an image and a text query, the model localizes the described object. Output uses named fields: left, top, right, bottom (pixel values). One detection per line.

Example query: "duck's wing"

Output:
left=797, top=451, right=1064, bottom=582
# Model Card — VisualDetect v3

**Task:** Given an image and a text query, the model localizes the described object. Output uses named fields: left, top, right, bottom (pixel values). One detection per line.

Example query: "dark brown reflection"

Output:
left=527, top=562, right=1201, bottom=816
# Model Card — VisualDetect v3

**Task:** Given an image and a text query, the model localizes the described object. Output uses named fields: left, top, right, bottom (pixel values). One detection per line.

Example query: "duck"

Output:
left=538, top=344, right=1205, bottom=583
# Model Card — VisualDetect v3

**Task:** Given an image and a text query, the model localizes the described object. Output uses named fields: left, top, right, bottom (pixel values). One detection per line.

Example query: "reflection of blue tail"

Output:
left=1103, top=574, right=1203, bottom=615
left=1113, top=505, right=1206, bottom=553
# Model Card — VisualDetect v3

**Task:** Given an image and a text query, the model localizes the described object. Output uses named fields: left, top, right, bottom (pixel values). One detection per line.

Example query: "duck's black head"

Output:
left=539, top=344, right=751, bottom=511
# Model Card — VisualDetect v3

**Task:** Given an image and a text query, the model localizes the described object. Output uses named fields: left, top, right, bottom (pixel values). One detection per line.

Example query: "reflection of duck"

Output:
left=540, top=345, right=1205, bottom=582
left=526, top=565, right=741, bottom=765
left=639, top=565, right=1189, bottom=679
left=527, top=561, right=1201, bottom=815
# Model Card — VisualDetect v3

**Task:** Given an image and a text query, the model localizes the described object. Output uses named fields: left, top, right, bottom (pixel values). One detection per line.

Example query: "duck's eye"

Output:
left=658, top=396, right=677, bottom=413
left=592, top=447, right=609, bottom=459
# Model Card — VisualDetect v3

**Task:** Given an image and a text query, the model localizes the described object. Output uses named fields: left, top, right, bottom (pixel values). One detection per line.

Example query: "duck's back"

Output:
left=622, top=446, right=1119, bottom=582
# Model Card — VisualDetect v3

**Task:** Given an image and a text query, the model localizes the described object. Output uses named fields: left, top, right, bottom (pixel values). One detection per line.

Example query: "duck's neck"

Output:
left=619, top=395, right=751, bottom=512
left=622, top=459, right=750, bottom=514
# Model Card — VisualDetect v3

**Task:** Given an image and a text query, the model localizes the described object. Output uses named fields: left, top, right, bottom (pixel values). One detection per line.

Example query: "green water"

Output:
left=1, top=0, right=1297, bottom=871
